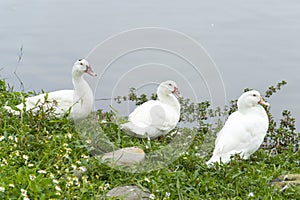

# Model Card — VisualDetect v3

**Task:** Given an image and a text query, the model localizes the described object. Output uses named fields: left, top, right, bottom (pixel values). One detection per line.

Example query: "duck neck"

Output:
left=72, top=74, right=93, bottom=103
left=238, top=104, right=265, bottom=115
left=158, top=92, right=180, bottom=114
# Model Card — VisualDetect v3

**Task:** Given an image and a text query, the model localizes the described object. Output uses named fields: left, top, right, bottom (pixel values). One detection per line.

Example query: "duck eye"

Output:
left=253, top=94, right=257, bottom=97
left=168, top=83, right=172, bottom=86
left=80, top=62, right=83, bottom=66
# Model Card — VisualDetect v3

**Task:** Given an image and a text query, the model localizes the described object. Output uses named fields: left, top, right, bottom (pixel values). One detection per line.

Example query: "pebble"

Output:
left=101, top=147, right=145, bottom=166
left=271, top=174, right=300, bottom=190
left=105, top=185, right=151, bottom=200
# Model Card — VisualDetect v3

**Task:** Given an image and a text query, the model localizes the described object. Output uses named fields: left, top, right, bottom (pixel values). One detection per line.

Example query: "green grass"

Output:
left=0, top=79, right=299, bottom=199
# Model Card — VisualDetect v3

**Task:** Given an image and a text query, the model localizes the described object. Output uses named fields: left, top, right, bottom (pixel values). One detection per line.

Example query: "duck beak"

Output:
left=258, top=97, right=270, bottom=107
left=85, top=65, right=97, bottom=77
left=172, top=87, right=182, bottom=98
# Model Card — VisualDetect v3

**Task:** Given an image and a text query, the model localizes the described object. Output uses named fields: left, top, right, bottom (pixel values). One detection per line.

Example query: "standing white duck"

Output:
left=121, top=80, right=181, bottom=139
left=206, top=90, right=269, bottom=165
left=4, top=59, right=97, bottom=121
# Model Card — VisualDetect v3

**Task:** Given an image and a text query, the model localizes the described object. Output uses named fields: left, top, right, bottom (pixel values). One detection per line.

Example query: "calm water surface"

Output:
left=0, top=0, right=300, bottom=129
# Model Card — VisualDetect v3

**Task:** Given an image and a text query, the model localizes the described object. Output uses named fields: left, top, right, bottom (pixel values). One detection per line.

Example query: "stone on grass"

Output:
left=101, top=147, right=145, bottom=166
left=105, top=185, right=151, bottom=200
left=271, top=174, right=300, bottom=190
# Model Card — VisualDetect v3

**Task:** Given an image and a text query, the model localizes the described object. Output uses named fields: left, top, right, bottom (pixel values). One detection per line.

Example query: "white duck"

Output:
left=121, top=80, right=181, bottom=139
left=4, top=59, right=97, bottom=121
left=206, top=90, right=269, bottom=165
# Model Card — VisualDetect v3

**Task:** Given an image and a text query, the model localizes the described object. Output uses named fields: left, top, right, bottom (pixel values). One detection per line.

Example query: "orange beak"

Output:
left=172, top=87, right=182, bottom=98
left=85, top=65, right=97, bottom=77
left=258, top=97, right=270, bottom=107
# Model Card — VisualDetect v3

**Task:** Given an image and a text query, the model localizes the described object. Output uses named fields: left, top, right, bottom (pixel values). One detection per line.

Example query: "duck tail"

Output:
left=4, top=105, right=21, bottom=115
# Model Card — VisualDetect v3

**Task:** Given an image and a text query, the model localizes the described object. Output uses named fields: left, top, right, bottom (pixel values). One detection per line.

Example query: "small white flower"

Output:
left=149, top=193, right=155, bottom=199
left=23, top=155, right=29, bottom=160
left=0, top=136, right=5, bottom=141
left=29, top=174, right=36, bottom=180
left=75, top=160, right=81, bottom=164
left=55, top=192, right=61, bottom=196
left=79, top=166, right=87, bottom=172
left=248, top=192, right=254, bottom=197
left=71, top=164, right=77, bottom=170
left=37, top=170, right=47, bottom=174
left=66, top=182, right=72, bottom=187
left=8, top=136, right=14, bottom=141
left=195, top=153, right=201, bottom=157
left=9, top=184, right=15, bottom=188
left=165, top=192, right=171, bottom=197
left=85, top=140, right=91, bottom=144
left=66, top=133, right=72, bottom=139
left=104, top=183, right=110, bottom=190
left=72, top=177, right=79, bottom=182
left=0, top=186, right=5, bottom=192
left=24, top=196, right=30, bottom=200
left=21, top=188, right=27, bottom=196
left=82, top=176, right=89, bottom=184
left=81, top=154, right=89, bottom=159
left=49, top=173, right=55, bottom=179
left=15, top=151, right=20, bottom=156
left=55, top=185, right=62, bottom=191
left=53, top=179, right=59, bottom=184
left=144, top=177, right=150, bottom=183
left=63, top=154, right=70, bottom=159
left=1, top=158, right=8, bottom=165
left=28, top=163, right=34, bottom=167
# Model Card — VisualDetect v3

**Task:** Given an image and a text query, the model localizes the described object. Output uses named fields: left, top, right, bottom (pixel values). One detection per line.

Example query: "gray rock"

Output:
left=271, top=174, right=300, bottom=190
left=105, top=185, right=151, bottom=200
left=101, top=147, right=145, bottom=166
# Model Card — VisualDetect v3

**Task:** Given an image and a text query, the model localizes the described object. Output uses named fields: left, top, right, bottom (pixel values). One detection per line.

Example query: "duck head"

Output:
left=158, top=80, right=181, bottom=98
left=237, top=90, right=270, bottom=110
left=72, top=59, right=97, bottom=77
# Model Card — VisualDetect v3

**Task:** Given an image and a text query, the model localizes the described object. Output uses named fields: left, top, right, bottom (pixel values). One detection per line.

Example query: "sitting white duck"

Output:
left=121, top=80, right=181, bottom=139
left=4, top=59, right=97, bottom=121
left=206, top=90, right=269, bottom=165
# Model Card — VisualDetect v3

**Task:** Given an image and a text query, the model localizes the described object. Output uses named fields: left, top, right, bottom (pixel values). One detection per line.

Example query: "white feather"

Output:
left=206, top=90, right=269, bottom=165
left=4, top=59, right=96, bottom=121
left=121, top=80, right=181, bottom=139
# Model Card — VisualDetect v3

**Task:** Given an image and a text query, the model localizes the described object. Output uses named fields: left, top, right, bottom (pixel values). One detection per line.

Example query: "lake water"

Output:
left=1, top=0, right=300, bottom=129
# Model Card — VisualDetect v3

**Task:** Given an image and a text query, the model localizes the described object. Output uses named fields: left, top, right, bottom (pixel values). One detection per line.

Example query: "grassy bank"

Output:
left=0, top=80, right=299, bottom=199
